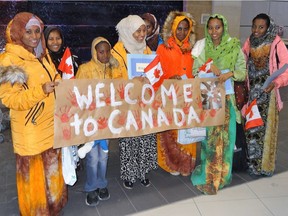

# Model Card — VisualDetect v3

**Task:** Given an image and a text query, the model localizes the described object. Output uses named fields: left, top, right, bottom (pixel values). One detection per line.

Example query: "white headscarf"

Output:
left=25, top=16, right=43, bottom=58
left=116, top=15, right=146, bottom=54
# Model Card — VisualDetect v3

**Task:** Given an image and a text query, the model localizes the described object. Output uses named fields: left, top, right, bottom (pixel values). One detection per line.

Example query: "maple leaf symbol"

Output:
left=154, top=68, right=161, bottom=78
left=65, top=64, right=73, bottom=74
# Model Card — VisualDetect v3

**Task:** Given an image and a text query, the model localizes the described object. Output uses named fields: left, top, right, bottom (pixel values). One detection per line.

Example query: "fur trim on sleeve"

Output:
left=109, top=55, right=119, bottom=69
left=0, top=65, right=28, bottom=85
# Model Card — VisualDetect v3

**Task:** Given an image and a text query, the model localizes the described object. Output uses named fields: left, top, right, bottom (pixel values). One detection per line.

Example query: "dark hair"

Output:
left=95, top=40, right=110, bottom=51
left=207, top=16, right=224, bottom=28
left=252, top=13, right=270, bottom=28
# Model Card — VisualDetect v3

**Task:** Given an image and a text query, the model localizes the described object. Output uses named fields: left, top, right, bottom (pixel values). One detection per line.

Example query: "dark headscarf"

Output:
left=44, top=26, right=79, bottom=75
left=141, top=13, right=160, bottom=51
left=44, top=26, right=66, bottom=69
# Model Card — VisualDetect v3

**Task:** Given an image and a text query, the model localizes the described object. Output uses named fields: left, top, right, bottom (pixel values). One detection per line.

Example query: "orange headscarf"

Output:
left=171, top=15, right=193, bottom=47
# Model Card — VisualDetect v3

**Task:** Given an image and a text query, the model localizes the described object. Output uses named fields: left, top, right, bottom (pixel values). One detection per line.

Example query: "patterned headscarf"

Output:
left=6, top=12, right=45, bottom=58
left=116, top=15, right=147, bottom=54
left=249, top=14, right=277, bottom=48
left=204, top=14, right=240, bottom=71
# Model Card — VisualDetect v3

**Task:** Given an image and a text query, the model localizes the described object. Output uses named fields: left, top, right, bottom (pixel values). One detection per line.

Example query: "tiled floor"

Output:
left=1, top=87, right=288, bottom=216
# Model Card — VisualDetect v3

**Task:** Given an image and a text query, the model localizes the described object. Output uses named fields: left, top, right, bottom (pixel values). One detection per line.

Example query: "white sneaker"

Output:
left=78, top=141, right=94, bottom=159
left=170, top=171, right=180, bottom=176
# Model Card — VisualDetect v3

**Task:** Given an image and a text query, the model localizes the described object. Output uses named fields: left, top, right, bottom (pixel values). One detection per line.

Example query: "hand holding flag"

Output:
left=198, top=58, right=213, bottom=74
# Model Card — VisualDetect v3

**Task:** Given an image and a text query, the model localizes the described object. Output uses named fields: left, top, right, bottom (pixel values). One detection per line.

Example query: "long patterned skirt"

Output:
left=119, top=134, right=158, bottom=183
left=157, top=130, right=197, bottom=176
left=246, top=91, right=278, bottom=176
left=16, top=148, right=67, bottom=216
left=191, top=99, right=236, bottom=195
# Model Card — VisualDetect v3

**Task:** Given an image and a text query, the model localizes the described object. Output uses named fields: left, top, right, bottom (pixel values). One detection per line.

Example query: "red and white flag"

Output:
left=58, top=47, right=74, bottom=80
left=245, top=99, right=264, bottom=130
left=199, top=58, right=213, bottom=74
left=144, top=55, right=164, bottom=91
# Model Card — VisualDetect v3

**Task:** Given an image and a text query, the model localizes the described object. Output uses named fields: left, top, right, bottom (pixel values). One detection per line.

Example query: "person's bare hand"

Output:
left=133, top=76, right=150, bottom=84
left=264, top=82, right=275, bottom=93
left=42, top=81, right=59, bottom=94
left=218, top=72, right=233, bottom=83
left=210, top=64, right=221, bottom=76
left=169, top=75, right=182, bottom=80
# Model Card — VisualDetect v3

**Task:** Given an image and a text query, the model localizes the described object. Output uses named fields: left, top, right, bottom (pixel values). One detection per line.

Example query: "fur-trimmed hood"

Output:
left=161, top=11, right=196, bottom=49
left=0, top=65, right=27, bottom=85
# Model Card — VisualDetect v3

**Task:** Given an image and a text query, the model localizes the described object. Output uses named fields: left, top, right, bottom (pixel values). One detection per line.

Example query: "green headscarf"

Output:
left=204, top=14, right=240, bottom=71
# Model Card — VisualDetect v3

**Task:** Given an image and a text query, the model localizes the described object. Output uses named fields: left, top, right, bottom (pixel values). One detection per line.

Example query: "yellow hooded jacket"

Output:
left=76, top=37, right=118, bottom=79
left=0, top=43, right=58, bottom=156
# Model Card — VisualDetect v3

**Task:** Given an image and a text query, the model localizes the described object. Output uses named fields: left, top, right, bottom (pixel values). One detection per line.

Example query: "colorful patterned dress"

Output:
left=191, top=14, right=247, bottom=194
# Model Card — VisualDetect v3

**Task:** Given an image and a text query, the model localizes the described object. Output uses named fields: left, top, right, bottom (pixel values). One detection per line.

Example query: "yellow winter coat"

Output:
left=111, top=41, right=152, bottom=80
left=76, top=37, right=118, bottom=79
left=0, top=44, right=58, bottom=156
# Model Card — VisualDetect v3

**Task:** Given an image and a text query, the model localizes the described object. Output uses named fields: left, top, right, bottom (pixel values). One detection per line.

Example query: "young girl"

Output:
left=76, top=37, right=119, bottom=206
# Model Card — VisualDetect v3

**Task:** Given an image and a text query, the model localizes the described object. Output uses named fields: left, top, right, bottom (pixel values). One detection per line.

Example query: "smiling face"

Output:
left=46, top=30, right=63, bottom=52
left=21, top=25, right=41, bottom=53
left=96, top=41, right=111, bottom=64
left=207, top=18, right=224, bottom=46
left=175, top=19, right=189, bottom=42
left=252, top=18, right=268, bottom=38
left=132, top=24, right=147, bottom=43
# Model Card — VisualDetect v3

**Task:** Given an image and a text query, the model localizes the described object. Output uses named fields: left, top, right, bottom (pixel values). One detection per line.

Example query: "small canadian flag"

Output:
left=144, top=55, right=164, bottom=91
left=199, top=58, right=213, bottom=73
left=245, top=99, right=264, bottom=130
left=58, top=47, right=74, bottom=80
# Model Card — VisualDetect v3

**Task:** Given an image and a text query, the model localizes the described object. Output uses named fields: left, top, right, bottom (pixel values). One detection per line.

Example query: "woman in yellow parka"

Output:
left=0, top=12, right=67, bottom=215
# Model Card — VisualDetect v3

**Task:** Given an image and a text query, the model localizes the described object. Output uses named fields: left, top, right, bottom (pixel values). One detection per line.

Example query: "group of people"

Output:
left=0, top=8, right=288, bottom=215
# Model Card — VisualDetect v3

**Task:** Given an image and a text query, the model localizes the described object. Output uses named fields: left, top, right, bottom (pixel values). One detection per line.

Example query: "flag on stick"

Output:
left=58, top=47, right=74, bottom=80
left=144, top=55, right=164, bottom=91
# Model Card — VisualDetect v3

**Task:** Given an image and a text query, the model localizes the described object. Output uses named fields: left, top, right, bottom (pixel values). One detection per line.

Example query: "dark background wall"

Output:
left=0, top=1, right=183, bottom=63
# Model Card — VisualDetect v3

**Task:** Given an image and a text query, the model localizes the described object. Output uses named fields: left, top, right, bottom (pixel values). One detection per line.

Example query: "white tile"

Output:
left=247, top=177, right=288, bottom=198
left=130, top=198, right=201, bottom=216
left=272, top=171, right=288, bottom=179
left=194, top=183, right=257, bottom=203
left=196, top=199, right=273, bottom=216
left=261, top=196, right=288, bottom=216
